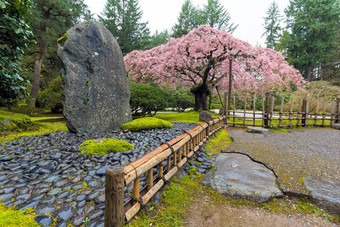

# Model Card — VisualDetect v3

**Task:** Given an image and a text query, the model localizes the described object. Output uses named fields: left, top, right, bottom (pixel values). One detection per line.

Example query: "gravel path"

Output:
left=0, top=122, right=198, bottom=226
left=224, top=128, right=340, bottom=195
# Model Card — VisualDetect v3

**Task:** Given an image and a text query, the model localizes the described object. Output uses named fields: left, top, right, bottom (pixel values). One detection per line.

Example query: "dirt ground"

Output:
left=185, top=196, right=337, bottom=227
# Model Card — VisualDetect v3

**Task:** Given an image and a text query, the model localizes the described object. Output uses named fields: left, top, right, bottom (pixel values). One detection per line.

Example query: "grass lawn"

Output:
left=155, top=111, right=220, bottom=123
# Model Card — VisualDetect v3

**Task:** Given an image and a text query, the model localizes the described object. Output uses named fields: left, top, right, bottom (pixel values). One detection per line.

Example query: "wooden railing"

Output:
left=226, top=94, right=340, bottom=128
left=105, top=116, right=226, bottom=226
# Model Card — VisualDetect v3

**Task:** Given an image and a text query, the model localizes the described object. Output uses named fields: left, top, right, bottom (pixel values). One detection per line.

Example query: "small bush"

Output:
left=0, top=110, right=32, bottom=132
left=130, top=82, right=172, bottom=116
left=121, top=117, right=173, bottom=132
left=0, top=203, right=38, bottom=226
left=79, top=138, right=134, bottom=156
left=172, top=89, right=194, bottom=112
left=37, top=76, right=62, bottom=113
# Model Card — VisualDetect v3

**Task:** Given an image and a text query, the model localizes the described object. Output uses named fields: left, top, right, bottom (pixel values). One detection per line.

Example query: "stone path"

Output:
left=0, top=123, right=197, bottom=226
left=202, top=127, right=340, bottom=215
left=202, top=152, right=282, bottom=203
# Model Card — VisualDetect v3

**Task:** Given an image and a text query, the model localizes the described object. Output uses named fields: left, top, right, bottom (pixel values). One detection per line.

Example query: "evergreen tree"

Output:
left=200, top=0, right=238, bottom=33
left=172, top=0, right=237, bottom=38
left=172, top=0, right=200, bottom=38
left=284, top=0, right=340, bottom=81
left=29, top=0, right=88, bottom=104
left=0, top=0, right=33, bottom=106
left=99, top=0, right=150, bottom=55
left=145, top=30, right=170, bottom=49
left=262, top=1, right=282, bottom=49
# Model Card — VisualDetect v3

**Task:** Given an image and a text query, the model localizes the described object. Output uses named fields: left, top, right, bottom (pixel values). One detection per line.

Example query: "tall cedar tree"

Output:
left=99, top=0, right=150, bottom=55
left=262, top=1, right=282, bottom=49
left=172, top=0, right=201, bottom=38
left=285, top=0, right=340, bottom=81
left=201, top=0, right=238, bottom=32
left=0, top=0, right=33, bottom=106
left=172, top=0, right=238, bottom=38
left=29, top=0, right=88, bottom=104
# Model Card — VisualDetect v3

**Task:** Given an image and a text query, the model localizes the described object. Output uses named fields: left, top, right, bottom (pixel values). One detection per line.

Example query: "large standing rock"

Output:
left=202, top=153, right=282, bottom=203
left=58, top=22, right=132, bottom=133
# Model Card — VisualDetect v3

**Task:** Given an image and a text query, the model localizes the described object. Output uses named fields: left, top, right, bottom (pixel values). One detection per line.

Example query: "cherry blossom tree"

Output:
left=125, top=25, right=305, bottom=110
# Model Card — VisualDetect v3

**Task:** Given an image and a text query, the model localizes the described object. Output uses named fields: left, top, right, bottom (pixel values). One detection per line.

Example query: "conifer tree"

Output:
left=262, top=1, right=282, bottom=49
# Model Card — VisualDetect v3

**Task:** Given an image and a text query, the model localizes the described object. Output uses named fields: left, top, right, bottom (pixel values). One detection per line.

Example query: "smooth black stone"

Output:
left=0, top=193, right=14, bottom=201
left=76, top=194, right=86, bottom=202
left=43, top=174, right=61, bottom=183
left=88, top=181, right=100, bottom=188
left=72, top=183, right=84, bottom=190
left=0, top=155, right=12, bottom=161
left=3, top=187, right=15, bottom=193
left=34, top=215, right=54, bottom=226
left=77, top=200, right=86, bottom=207
left=77, top=207, right=84, bottom=215
left=16, top=194, right=31, bottom=200
left=95, top=194, right=105, bottom=204
left=57, top=206, right=74, bottom=221
left=57, top=191, right=70, bottom=199
left=31, top=194, right=44, bottom=201
left=35, top=205, right=56, bottom=214
left=87, top=191, right=100, bottom=201
left=73, top=215, right=86, bottom=226
left=95, top=165, right=109, bottom=176
left=19, top=200, right=39, bottom=210
left=89, top=210, right=103, bottom=219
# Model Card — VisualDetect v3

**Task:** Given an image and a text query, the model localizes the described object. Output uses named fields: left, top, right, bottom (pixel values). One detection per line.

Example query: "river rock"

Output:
left=247, top=126, right=270, bottom=134
left=58, top=22, right=132, bottom=133
left=303, top=176, right=340, bottom=215
left=199, top=111, right=213, bottom=122
left=202, top=153, right=282, bottom=203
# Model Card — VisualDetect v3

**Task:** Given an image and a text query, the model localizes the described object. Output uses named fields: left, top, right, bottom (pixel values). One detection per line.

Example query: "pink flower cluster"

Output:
left=124, top=25, right=305, bottom=97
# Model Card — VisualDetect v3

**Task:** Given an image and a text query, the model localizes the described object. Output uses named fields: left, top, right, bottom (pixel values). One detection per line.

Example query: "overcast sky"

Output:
left=84, top=0, right=290, bottom=47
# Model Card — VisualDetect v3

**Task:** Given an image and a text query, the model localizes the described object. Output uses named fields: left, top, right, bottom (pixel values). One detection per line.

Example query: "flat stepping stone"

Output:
left=333, top=123, right=340, bottom=130
left=247, top=126, right=269, bottom=134
left=303, top=176, right=340, bottom=215
left=202, top=153, right=282, bottom=203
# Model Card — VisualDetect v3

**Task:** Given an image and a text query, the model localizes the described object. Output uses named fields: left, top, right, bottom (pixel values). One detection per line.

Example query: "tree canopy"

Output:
left=262, top=1, right=282, bottom=49
left=0, top=0, right=33, bottom=106
left=99, top=0, right=150, bottom=55
left=284, top=0, right=340, bottom=81
left=172, top=0, right=237, bottom=38
left=125, top=26, right=305, bottom=110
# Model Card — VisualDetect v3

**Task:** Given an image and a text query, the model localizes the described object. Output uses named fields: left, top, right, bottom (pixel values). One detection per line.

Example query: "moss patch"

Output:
left=57, top=33, right=68, bottom=44
left=79, top=138, right=134, bottom=156
left=121, top=117, right=173, bottom=132
left=0, top=111, right=33, bottom=132
left=0, top=203, right=39, bottom=226
left=204, top=128, right=233, bottom=155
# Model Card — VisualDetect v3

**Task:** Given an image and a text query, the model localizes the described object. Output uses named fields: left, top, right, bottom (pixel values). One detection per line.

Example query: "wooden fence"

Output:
left=226, top=94, right=340, bottom=128
left=104, top=116, right=226, bottom=226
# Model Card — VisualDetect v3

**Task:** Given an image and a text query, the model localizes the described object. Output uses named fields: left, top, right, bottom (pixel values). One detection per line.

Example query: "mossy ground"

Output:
left=204, top=128, right=233, bottom=155
left=155, top=110, right=220, bottom=123
left=0, top=105, right=67, bottom=144
left=0, top=203, right=39, bottom=226
left=79, top=138, right=134, bottom=156
left=129, top=174, right=339, bottom=226
left=121, top=117, right=173, bottom=132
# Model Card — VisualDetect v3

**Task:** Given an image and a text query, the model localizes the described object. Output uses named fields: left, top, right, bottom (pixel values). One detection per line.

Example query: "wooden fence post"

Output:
left=105, top=166, right=125, bottom=227
left=264, top=93, right=270, bottom=128
left=336, top=98, right=340, bottom=123
left=302, top=99, right=308, bottom=127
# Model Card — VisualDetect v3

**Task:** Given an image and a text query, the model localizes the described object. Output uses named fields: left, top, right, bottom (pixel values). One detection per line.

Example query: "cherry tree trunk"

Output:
left=192, top=83, right=209, bottom=110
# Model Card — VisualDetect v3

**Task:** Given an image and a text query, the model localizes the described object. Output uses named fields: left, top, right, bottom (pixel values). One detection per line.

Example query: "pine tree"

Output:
left=200, top=0, right=238, bottom=33
left=172, top=0, right=200, bottom=38
left=29, top=0, right=88, bottom=104
left=284, top=0, right=340, bottom=81
left=262, top=1, right=282, bottom=49
left=99, top=0, right=150, bottom=55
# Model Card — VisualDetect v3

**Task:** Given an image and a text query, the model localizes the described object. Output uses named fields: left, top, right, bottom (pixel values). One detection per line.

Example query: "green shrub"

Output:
left=121, top=117, right=173, bottom=132
left=79, top=138, right=134, bottom=156
left=0, top=203, right=38, bottom=226
left=0, top=110, right=32, bottom=132
left=37, top=76, right=62, bottom=113
left=130, top=82, right=172, bottom=116
left=172, top=89, right=194, bottom=111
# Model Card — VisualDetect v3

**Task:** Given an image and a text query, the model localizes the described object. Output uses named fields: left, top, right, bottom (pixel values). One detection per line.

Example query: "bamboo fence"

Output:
left=105, top=116, right=226, bottom=226
left=226, top=94, right=340, bottom=128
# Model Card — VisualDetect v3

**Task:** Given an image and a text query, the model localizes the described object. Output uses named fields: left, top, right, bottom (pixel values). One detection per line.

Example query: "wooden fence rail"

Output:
left=105, top=116, right=226, bottom=226
left=226, top=94, right=340, bottom=128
